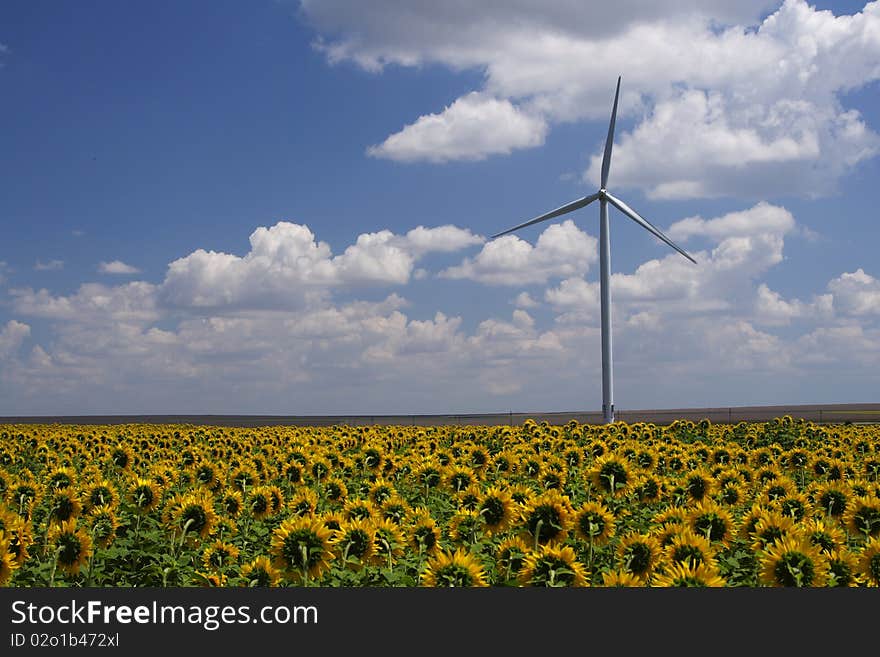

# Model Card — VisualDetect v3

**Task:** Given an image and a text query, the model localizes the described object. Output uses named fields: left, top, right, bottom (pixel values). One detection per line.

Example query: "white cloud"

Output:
left=11, top=282, right=160, bottom=323
left=99, top=260, right=141, bottom=275
left=0, top=320, right=30, bottom=359
left=4, top=204, right=880, bottom=414
left=34, top=259, right=64, bottom=271
left=753, top=283, right=833, bottom=325
left=827, top=268, right=880, bottom=315
left=367, top=93, right=547, bottom=163
left=160, top=221, right=482, bottom=310
left=304, top=0, right=880, bottom=198
left=513, top=292, right=539, bottom=309
left=440, top=219, right=597, bottom=285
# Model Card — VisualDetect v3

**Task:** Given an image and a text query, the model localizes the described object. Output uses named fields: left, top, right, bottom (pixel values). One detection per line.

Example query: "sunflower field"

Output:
left=1, top=416, right=879, bottom=588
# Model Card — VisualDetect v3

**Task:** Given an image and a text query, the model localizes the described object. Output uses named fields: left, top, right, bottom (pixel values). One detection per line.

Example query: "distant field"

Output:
left=2, top=402, right=879, bottom=427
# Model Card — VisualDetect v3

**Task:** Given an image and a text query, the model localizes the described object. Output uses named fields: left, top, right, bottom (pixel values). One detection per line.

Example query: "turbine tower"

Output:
left=491, top=76, right=697, bottom=424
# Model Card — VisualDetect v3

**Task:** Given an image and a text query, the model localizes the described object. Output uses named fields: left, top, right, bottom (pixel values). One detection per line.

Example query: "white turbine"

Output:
left=491, top=76, right=697, bottom=424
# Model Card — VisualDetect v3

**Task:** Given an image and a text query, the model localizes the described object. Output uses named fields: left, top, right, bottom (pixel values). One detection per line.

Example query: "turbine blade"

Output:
left=604, top=191, right=697, bottom=264
left=600, top=76, right=622, bottom=189
left=491, top=192, right=600, bottom=239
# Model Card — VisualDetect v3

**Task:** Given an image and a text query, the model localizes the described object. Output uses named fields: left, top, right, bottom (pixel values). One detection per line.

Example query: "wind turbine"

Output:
left=491, top=76, right=697, bottom=424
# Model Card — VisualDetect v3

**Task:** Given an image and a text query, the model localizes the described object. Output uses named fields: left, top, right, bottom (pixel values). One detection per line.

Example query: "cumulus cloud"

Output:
left=4, top=203, right=879, bottom=414
left=160, top=221, right=482, bottom=310
left=367, top=93, right=547, bottom=162
left=11, top=282, right=160, bottom=323
left=827, top=268, right=880, bottom=315
left=440, top=219, right=597, bottom=285
left=303, top=0, right=880, bottom=199
left=99, top=260, right=141, bottom=275
left=0, top=320, right=30, bottom=358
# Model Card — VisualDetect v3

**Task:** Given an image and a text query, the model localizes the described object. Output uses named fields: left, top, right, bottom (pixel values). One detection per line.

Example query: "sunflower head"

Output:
left=202, top=540, right=240, bottom=572
left=518, top=544, right=588, bottom=587
left=618, top=533, right=661, bottom=581
left=331, top=518, right=376, bottom=569
left=858, top=536, right=880, bottom=587
left=759, top=536, right=829, bottom=587
left=518, top=490, right=574, bottom=548
left=651, top=562, right=726, bottom=587
left=421, top=548, right=488, bottom=587
left=589, top=455, right=630, bottom=497
left=239, top=556, right=282, bottom=587
left=47, top=519, right=92, bottom=575
left=270, top=516, right=334, bottom=583
left=843, top=495, right=880, bottom=539
left=573, top=501, right=616, bottom=546
left=662, top=528, right=717, bottom=570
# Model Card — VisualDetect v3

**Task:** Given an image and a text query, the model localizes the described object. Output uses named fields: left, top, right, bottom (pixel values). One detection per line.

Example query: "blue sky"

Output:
left=1, top=0, right=879, bottom=415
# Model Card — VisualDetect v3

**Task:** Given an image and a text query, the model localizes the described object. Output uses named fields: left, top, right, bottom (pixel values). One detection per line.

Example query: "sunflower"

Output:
left=737, top=504, right=775, bottom=541
left=331, top=518, right=376, bottom=569
left=773, top=492, right=811, bottom=523
left=573, top=501, right=616, bottom=546
left=414, top=462, right=443, bottom=492
left=826, top=548, right=860, bottom=587
left=0, top=538, right=15, bottom=586
left=164, top=491, right=217, bottom=540
left=246, top=486, right=275, bottom=521
left=221, top=489, right=243, bottom=518
left=662, top=528, right=717, bottom=570
left=239, top=556, right=282, bottom=587
left=270, top=516, right=334, bottom=583
left=518, top=544, right=588, bottom=587
left=617, top=533, right=662, bottom=581
left=45, top=466, right=76, bottom=491
left=687, top=499, right=734, bottom=546
left=842, top=495, right=880, bottom=539
left=380, top=496, right=411, bottom=526
left=83, top=479, right=118, bottom=513
left=202, top=540, right=240, bottom=572
left=193, top=571, right=227, bottom=587
left=506, top=483, right=535, bottom=507
left=476, top=486, right=514, bottom=535
left=0, top=515, right=32, bottom=568
left=601, top=570, right=645, bottom=587
left=421, top=548, right=488, bottom=587
left=802, top=517, right=845, bottom=555
left=749, top=511, right=797, bottom=552
left=444, top=465, right=475, bottom=493
left=230, top=464, right=260, bottom=493
left=651, top=562, right=726, bottom=587
left=288, top=488, right=319, bottom=518
left=633, top=474, right=662, bottom=502
left=589, top=455, right=630, bottom=497
left=407, top=508, right=441, bottom=555
left=45, top=488, right=82, bottom=526
left=495, top=536, right=531, bottom=584
left=47, top=519, right=92, bottom=576
left=129, top=478, right=162, bottom=514
left=758, top=477, right=798, bottom=506
left=367, top=479, right=397, bottom=506
left=86, top=508, right=119, bottom=549
left=517, top=489, right=574, bottom=549
left=8, top=479, right=40, bottom=518
left=758, top=536, right=829, bottom=587
left=342, top=498, right=377, bottom=522
left=857, top=536, right=880, bottom=586
left=371, top=518, right=406, bottom=567
left=682, top=469, right=714, bottom=503
left=323, top=478, right=348, bottom=505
